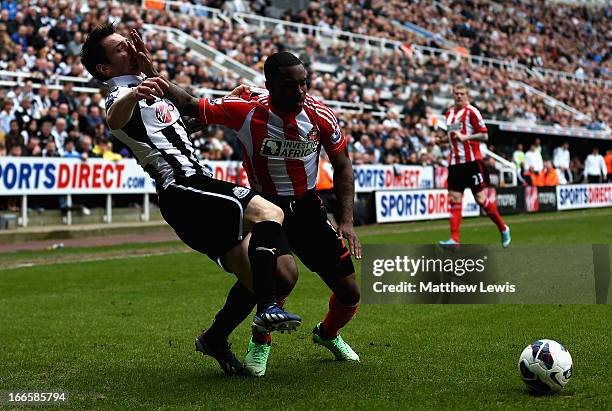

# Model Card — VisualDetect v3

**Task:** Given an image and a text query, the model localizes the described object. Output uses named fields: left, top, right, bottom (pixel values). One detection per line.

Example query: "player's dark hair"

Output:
left=81, top=23, right=117, bottom=81
left=264, top=52, right=303, bottom=80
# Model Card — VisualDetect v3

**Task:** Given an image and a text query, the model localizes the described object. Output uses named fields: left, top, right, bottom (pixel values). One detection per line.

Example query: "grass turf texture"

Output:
left=0, top=208, right=610, bottom=410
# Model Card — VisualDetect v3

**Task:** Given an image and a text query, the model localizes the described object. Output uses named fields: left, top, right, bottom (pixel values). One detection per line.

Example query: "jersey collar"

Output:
left=109, top=74, right=144, bottom=88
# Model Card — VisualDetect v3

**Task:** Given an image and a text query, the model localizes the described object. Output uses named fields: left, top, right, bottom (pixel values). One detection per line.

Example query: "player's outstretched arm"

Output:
left=106, top=77, right=165, bottom=130
left=130, top=28, right=199, bottom=119
left=329, top=148, right=362, bottom=259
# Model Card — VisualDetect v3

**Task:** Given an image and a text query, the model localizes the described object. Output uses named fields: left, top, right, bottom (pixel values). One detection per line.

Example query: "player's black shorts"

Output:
left=157, top=175, right=257, bottom=263
left=263, top=190, right=354, bottom=279
left=447, top=160, right=489, bottom=193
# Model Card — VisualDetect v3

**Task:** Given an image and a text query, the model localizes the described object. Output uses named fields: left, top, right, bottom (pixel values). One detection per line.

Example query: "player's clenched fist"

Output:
left=130, top=77, right=169, bottom=101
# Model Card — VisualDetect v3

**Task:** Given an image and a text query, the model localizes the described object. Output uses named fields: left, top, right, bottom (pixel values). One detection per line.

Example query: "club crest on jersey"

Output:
left=448, top=122, right=462, bottom=132
left=331, top=127, right=342, bottom=144
left=232, top=186, right=251, bottom=199
left=306, top=126, right=320, bottom=141
left=155, top=102, right=175, bottom=124
left=260, top=138, right=318, bottom=158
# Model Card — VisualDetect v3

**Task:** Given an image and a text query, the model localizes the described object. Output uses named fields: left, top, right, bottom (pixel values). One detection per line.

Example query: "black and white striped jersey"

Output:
left=106, top=75, right=210, bottom=189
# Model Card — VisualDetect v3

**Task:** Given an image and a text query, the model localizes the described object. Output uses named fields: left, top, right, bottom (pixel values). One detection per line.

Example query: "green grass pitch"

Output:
left=1, top=208, right=611, bottom=410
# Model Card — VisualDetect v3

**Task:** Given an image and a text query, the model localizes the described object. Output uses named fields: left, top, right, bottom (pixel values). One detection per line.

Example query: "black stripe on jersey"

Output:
left=160, top=124, right=205, bottom=176
left=144, top=163, right=164, bottom=185
left=122, top=106, right=187, bottom=180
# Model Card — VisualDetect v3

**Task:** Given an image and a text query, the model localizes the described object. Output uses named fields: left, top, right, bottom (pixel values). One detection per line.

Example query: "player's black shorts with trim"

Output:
left=263, top=190, right=354, bottom=279
left=158, top=175, right=257, bottom=262
left=447, top=160, right=489, bottom=193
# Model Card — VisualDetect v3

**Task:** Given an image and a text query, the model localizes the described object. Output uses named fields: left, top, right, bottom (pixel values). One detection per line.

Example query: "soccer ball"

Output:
left=518, top=339, right=573, bottom=393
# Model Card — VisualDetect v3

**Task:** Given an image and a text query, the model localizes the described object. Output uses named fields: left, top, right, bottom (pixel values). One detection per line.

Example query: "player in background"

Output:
left=439, top=83, right=511, bottom=247
left=81, top=24, right=302, bottom=376
left=133, top=43, right=362, bottom=376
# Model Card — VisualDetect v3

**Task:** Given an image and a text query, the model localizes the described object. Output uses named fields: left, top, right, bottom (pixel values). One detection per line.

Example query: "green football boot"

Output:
left=312, top=323, right=360, bottom=362
left=244, top=338, right=271, bottom=377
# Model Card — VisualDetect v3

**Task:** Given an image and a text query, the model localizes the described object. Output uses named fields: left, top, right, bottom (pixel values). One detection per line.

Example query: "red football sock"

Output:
left=449, top=200, right=462, bottom=242
left=482, top=198, right=505, bottom=231
left=320, top=293, right=359, bottom=338
left=252, top=294, right=289, bottom=344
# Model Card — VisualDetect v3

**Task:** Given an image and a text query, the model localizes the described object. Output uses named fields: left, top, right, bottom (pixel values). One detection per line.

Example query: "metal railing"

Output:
left=141, top=0, right=231, bottom=25
left=230, top=10, right=608, bottom=87
left=142, top=23, right=263, bottom=85
left=0, top=79, right=99, bottom=94
left=510, top=80, right=591, bottom=122
left=0, top=70, right=94, bottom=85
left=233, top=12, right=401, bottom=52
left=532, top=66, right=611, bottom=88
left=482, top=149, right=518, bottom=187
left=391, top=20, right=456, bottom=48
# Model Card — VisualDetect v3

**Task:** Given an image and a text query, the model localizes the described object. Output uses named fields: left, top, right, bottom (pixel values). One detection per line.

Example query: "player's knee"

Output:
left=449, top=192, right=462, bottom=203
left=335, top=279, right=361, bottom=306
left=276, top=255, right=298, bottom=296
left=257, top=202, right=284, bottom=224
left=323, top=270, right=360, bottom=306
left=247, top=197, right=285, bottom=224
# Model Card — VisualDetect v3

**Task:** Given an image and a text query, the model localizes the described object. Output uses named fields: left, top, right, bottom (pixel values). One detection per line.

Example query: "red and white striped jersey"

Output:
left=198, top=93, right=347, bottom=197
left=445, top=104, right=488, bottom=165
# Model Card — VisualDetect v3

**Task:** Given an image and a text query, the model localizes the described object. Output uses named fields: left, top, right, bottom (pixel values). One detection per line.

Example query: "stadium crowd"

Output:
left=137, top=1, right=610, bottom=129
left=276, top=0, right=611, bottom=79
left=0, top=0, right=609, bottom=188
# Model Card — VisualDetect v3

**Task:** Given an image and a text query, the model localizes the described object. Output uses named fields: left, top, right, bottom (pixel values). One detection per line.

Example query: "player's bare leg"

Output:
left=312, top=271, right=360, bottom=362
left=440, top=190, right=463, bottom=245
left=473, top=190, right=511, bottom=247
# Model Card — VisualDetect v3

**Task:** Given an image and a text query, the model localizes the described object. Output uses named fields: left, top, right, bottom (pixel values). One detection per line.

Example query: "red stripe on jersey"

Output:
left=461, top=109, right=472, bottom=162
left=198, top=98, right=207, bottom=125
left=282, top=114, right=309, bottom=197
left=467, top=107, right=483, bottom=162
left=471, top=140, right=482, bottom=161
left=449, top=110, right=460, bottom=165
left=249, top=108, right=277, bottom=194
left=307, top=98, right=337, bottom=129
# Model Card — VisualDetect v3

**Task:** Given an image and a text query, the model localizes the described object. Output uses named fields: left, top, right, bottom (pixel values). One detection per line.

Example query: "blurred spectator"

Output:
left=524, top=143, right=544, bottom=186
left=42, top=140, right=60, bottom=157
left=52, top=117, right=69, bottom=153
left=542, top=161, right=559, bottom=186
left=524, top=144, right=544, bottom=174
left=553, top=142, right=572, bottom=184
left=78, top=135, right=96, bottom=160
left=583, top=147, right=607, bottom=183
left=512, top=143, right=525, bottom=171
left=24, top=135, right=41, bottom=156
left=605, top=149, right=612, bottom=182
left=0, top=99, right=14, bottom=133
left=9, top=143, right=21, bottom=157
left=63, top=138, right=81, bottom=158
left=85, top=106, right=104, bottom=134
left=4, top=119, right=21, bottom=149
left=92, top=139, right=122, bottom=161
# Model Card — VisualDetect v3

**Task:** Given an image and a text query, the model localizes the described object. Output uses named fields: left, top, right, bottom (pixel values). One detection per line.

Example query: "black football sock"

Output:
left=248, top=220, right=290, bottom=312
left=203, top=281, right=256, bottom=347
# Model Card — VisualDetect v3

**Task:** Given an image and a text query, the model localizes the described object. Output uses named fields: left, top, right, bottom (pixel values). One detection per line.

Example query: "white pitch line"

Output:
left=1, top=249, right=190, bottom=270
